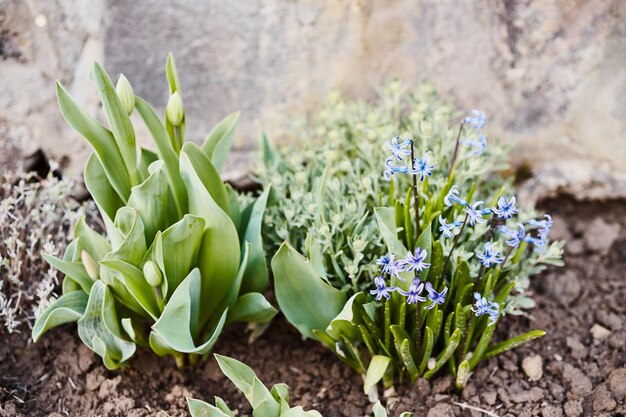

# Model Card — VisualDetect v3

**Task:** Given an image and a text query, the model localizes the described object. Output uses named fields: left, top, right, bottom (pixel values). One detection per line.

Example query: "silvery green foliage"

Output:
left=259, top=81, right=511, bottom=294
left=0, top=170, right=95, bottom=333
left=187, top=355, right=410, bottom=417
left=32, top=55, right=276, bottom=369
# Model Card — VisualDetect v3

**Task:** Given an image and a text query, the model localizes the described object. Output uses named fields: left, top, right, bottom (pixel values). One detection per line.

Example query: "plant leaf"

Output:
left=423, top=328, right=461, bottom=379
left=484, top=330, right=546, bottom=359
left=239, top=186, right=270, bottom=294
left=187, top=398, right=231, bottom=417
left=272, top=242, right=347, bottom=340
left=226, top=293, right=277, bottom=324
left=201, top=112, right=240, bottom=173
left=42, top=253, right=93, bottom=293
left=128, top=160, right=170, bottom=243
left=364, top=355, right=391, bottom=394
left=214, top=354, right=258, bottom=402
left=32, top=291, right=88, bottom=342
left=372, top=401, right=388, bottom=417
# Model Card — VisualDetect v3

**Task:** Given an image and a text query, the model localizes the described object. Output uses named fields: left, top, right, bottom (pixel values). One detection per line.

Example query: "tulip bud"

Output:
left=166, top=91, right=184, bottom=126
left=115, top=74, right=135, bottom=115
left=81, top=250, right=99, bottom=281
left=143, top=260, right=163, bottom=287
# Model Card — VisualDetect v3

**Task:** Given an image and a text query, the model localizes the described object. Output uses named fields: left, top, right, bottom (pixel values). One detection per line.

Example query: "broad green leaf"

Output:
left=484, top=330, right=546, bottom=359
left=374, top=207, right=411, bottom=287
left=166, top=52, right=182, bottom=94
left=138, top=147, right=159, bottom=181
left=372, top=401, right=388, bottom=417
left=429, top=241, right=444, bottom=287
left=251, top=377, right=280, bottom=415
left=128, top=160, right=169, bottom=243
left=214, top=354, right=257, bottom=402
left=187, top=398, right=231, bottom=417
left=270, top=383, right=289, bottom=403
left=455, top=360, right=472, bottom=389
left=261, top=132, right=275, bottom=166
left=179, top=150, right=241, bottom=324
left=107, top=207, right=147, bottom=267
left=225, top=184, right=242, bottom=232
left=181, top=143, right=231, bottom=216
left=418, top=326, right=434, bottom=374
left=84, top=153, right=124, bottom=245
left=56, top=81, right=131, bottom=201
left=272, top=243, right=347, bottom=340
left=400, top=339, right=419, bottom=382
left=159, top=215, right=205, bottom=294
left=90, top=62, right=138, bottom=183
left=74, top=216, right=111, bottom=261
left=152, top=268, right=228, bottom=354
left=214, top=397, right=235, bottom=416
left=77, top=281, right=136, bottom=369
left=42, top=253, right=93, bottom=293
left=226, top=293, right=277, bottom=324
left=239, top=187, right=270, bottom=293
left=326, top=293, right=364, bottom=341
left=135, top=96, right=187, bottom=216
left=99, top=259, right=160, bottom=320
left=201, top=112, right=240, bottom=173
left=415, top=223, right=432, bottom=281
left=468, top=318, right=498, bottom=370
left=32, top=291, right=88, bottom=342
left=364, top=355, right=391, bottom=394
left=304, top=234, right=329, bottom=283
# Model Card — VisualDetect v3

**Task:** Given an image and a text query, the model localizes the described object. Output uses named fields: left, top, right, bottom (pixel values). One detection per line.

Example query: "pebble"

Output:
left=608, top=367, right=626, bottom=400
left=562, top=364, right=593, bottom=397
left=547, top=270, right=582, bottom=306
left=590, top=324, right=611, bottom=340
left=565, top=337, right=587, bottom=359
left=510, top=387, right=544, bottom=403
left=431, top=375, right=453, bottom=394
left=567, top=239, right=584, bottom=255
left=563, top=400, right=583, bottom=417
left=481, top=390, right=497, bottom=405
left=592, top=384, right=617, bottom=412
left=595, top=310, right=623, bottom=331
left=541, top=404, right=564, bottom=417
left=426, top=403, right=455, bottom=417
left=522, top=354, right=543, bottom=381
left=584, top=217, right=621, bottom=254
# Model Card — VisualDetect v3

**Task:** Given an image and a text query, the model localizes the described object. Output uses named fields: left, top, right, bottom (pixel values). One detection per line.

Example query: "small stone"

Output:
left=547, top=270, right=582, bottom=306
left=562, top=364, right=593, bottom=397
left=541, top=404, right=564, bottom=417
left=595, top=310, right=623, bottom=331
left=415, top=378, right=431, bottom=396
left=592, top=384, right=617, bottom=412
left=522, top=354, right=543, bottom=381
left=584, top=217, right=621, bottom=254
left=608, top=367, right=626, bottom=400
left=565, top=337, right=588, bottom=359
left=563, top=400, right=583, bottom=417
left=432, top=375, right=454, bottom=394
left=510, top=387, right=544, bottom=403
left=427, top=403, right=455, bottom=417
left=590, top=324, right=611, bottom=340
left=481, top=390, right=497, bottom=405
left=567, top=239, right=584, bottom=255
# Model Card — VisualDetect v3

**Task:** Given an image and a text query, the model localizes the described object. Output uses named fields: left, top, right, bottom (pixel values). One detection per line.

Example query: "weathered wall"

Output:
left=1, top=0, right=625, bottom=199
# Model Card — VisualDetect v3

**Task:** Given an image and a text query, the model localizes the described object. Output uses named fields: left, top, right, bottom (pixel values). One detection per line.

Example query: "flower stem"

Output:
left=414, top=271, right=421, bottom=355
left=447, top=122, right=465, bottom=181
left=410, top=140, right=422, bottom=239
left=441, top=213, right=469, bottom=280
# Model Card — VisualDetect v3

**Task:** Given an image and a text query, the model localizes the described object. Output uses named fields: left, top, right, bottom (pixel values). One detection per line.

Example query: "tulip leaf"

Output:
left=239, top=186, right=270, bottom=293
left=201, top=112, right=240, bottom=173
left=272, top=242, right=347, bottom=340
left=214, top=354, right=258, bottom=402
left=42, top=253, right=93, bottom=293
left=326, top=293, right=365, bottom=340
left=91, top=62, right=137, bottom=183
left=77, top=281, right=136, bottom=370
left=74, top=216, right=111, bottom=261
left=364, top=355, right=391, bottom=394
left=55, top=81, right=131, bottom=201
left=107, top=207, right=147, bottom=267
left=187, top=398, right=232, bottom=417
left=226, top=293, right=276, bottom=324
left=128, top=160, right=170, bottom=243
left=179, top=150, right=240, bottom=323
left=32, top=291, right=88, bottom=342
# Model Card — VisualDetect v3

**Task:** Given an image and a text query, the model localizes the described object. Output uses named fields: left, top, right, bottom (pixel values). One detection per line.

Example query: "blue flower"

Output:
left=444, top=185, right=468, bottom=207
left=471, top=292, right=500, bottom=326
left=464, top=110, right=487, bottom=129
left=499, top=223, right=526, bottom=248
left=409, top=154, right=434, bottom=182
left=465, top=201, right=490, bottom=226
left=383, top=157, right=408, bottom=181
left=438, top=215, right=463, bottom=238
left=492, top=196, right=519, bottom=219
left=424, top=282, right=447, bottom=310
left=527, top=214, right=553, bottom=239
left=462, top=133, right=487, bottom=156
left=476, top=242, right=504, bottom=267
left=370, top=276, right=395, bottom=301
left=397, top=278, right=426, bottom=304
left=387, top=136, right=412, bottom=160
left=376, top=255, right=394, bottom=274
left=402, top=247, right=431, bottom=272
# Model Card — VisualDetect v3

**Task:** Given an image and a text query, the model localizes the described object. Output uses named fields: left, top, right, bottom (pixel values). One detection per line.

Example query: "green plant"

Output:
left=31, top=54, right=276, bottom=369
left=187, top=355, right=410, bottom=417
left=269, top=99, right=563, bottom=390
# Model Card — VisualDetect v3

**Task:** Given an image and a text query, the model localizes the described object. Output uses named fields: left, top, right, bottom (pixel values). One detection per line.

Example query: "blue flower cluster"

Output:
left=462, top=110, right=488, bottom=156
left=471, top=292, right=500, bottom=326
left=382, top=137, right=434, bottom=182
left=371, top=248, right=447, bottom=309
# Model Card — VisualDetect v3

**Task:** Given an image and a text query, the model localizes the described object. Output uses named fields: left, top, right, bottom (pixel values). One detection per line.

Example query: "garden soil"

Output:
left=1, top=199, right=625, bottom=417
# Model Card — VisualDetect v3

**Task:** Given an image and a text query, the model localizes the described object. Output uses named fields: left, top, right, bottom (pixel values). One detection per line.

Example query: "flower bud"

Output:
left=115, top=74, right=135, bottom=115
left=166, top=91, right=184, bottom=126
left=143, top=260, right=163, bottom=287
left=81, top=250, right=99, bottom=281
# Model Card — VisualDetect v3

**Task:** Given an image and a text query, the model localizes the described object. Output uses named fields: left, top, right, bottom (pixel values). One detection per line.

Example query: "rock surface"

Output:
left=1, top=1, right=625, bottom=200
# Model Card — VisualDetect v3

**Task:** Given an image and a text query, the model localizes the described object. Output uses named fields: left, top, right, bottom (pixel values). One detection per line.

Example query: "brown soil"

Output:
left=1, top=199, right=625, bottom=417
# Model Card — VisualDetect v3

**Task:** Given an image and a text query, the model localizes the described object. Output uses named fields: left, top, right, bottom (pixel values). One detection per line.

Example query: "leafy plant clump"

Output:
left=32, top=55, right=276, bottom=369
left=187, top=355, right=410, bottom=417
left=270, top=101, right=563, bottom=390
left=0, top=170, right=96, bottom=333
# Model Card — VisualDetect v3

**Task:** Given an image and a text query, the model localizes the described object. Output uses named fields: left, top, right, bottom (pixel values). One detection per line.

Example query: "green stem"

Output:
left=410, top=140, right=421, bottom=239
left=441, top=213, right=469, bottom=281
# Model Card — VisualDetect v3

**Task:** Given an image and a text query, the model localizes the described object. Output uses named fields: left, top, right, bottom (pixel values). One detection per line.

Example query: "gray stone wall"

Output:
left=1, top=0, right=625, bottom=199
